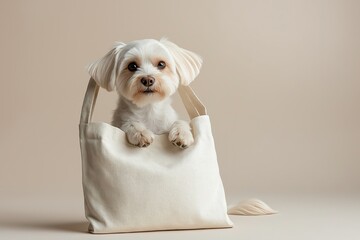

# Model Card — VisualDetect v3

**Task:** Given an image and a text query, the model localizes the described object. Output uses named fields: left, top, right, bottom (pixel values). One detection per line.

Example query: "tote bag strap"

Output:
left=80, top=78, right=207, bottom=124
left=178, top=85, right=207, bottom=119
left=80, top=78, right=99, bottom=124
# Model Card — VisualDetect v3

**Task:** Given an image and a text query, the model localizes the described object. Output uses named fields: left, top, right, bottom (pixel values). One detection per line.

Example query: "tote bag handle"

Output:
left=80, top=78, right=207, bottom=124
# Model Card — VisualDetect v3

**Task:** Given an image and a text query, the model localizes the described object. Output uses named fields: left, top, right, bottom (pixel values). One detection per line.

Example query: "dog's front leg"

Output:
left=122, top=121, right=154, bottom=148
left=169, top=120, right=194, bottom=149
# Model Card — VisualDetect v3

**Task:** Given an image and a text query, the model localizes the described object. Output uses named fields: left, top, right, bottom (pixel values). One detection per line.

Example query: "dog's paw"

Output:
left=127, top=129, right=154, bottom=148
left=169, top=124, right=194, bottom=149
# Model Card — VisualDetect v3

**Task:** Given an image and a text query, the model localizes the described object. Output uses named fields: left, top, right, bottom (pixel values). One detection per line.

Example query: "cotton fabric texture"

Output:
left=79, top=78, right=233, bottom=233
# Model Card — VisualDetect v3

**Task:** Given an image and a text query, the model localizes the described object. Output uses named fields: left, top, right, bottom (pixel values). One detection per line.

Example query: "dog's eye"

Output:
left=157, top=61, right=166, bottom=70
left=128, top=62, right=138, bottom=72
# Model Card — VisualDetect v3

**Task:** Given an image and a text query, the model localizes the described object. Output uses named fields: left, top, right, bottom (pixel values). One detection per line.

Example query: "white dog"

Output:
left=86, top=39, right=277, bottom=215
left=87, top=39, right=202, bottom=149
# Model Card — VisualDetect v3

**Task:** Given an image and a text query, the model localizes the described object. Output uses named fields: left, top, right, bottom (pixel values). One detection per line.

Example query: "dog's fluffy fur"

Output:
left=87, top=39, right=202, bottom=148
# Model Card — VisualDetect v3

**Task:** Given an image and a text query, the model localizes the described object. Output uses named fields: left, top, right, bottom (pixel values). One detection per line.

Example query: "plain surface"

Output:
left=1, top=0, right=359, bottom=239
left=1, top=193, right=360, bottom=240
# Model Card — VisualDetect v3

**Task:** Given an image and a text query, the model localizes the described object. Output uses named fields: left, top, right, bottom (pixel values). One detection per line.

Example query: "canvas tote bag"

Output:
left=79, top=78, right=233, bottom=233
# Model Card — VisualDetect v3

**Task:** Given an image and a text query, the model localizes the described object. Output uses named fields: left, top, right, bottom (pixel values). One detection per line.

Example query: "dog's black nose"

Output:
left=141, top=76, right=155, bottom=87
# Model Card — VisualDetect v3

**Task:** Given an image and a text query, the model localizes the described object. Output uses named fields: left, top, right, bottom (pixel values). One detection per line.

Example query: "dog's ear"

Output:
left=87, top=42, right=126, bottom=91
left=160, top=39, right=202, bottom=86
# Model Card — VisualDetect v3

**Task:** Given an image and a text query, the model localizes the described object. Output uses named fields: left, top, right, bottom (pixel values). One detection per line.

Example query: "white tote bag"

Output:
left=79, top=78, right=233, bottom=233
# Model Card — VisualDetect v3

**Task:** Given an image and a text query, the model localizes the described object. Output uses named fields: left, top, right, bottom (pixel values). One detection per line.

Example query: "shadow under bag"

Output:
left=79, top=78, right=233, bottom=233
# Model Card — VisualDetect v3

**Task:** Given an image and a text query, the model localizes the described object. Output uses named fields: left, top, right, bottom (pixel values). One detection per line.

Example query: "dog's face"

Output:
left=117, top=40, right=178, bottom=107
left=88, top=39, right=202, bottom=107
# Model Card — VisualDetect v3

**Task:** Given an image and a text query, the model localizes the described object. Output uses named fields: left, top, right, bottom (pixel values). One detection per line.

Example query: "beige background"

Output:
left=1, top=0, right=360, bottom=239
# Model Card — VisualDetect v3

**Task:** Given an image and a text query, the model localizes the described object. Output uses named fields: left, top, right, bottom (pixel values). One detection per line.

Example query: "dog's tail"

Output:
left=227, top=199, right=278, bottom=216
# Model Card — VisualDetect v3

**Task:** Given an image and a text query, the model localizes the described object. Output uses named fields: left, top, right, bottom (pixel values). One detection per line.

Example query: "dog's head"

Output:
left=87, top=39, right=202, bottom=107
